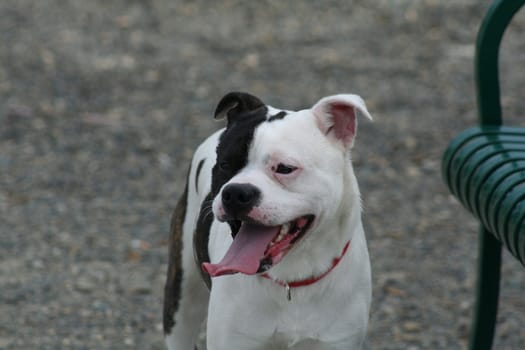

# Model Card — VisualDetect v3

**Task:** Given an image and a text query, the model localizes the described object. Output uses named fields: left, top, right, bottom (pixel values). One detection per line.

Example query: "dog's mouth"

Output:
left=202, top=215, right=315, bottom=277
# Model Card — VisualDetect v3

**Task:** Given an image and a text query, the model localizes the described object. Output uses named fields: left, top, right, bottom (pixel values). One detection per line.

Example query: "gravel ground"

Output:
left=1, top=1, right=524, bottom=349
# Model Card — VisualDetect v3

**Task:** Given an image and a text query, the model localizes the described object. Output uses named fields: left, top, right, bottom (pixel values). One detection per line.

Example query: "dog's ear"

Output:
left=312, top=94, right=372, bottom=148
left=214, top=92, right=265, bottom=126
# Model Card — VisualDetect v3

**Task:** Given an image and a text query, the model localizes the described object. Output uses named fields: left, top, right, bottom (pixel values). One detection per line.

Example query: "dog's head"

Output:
left=204, top=91, right=372, bottom=277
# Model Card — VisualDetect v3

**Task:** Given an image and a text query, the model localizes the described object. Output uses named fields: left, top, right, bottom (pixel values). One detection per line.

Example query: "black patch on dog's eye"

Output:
left=193, top=93, right=268, bottom=291
left=267, top=111, right=287, bottom=122
left=191, top=94, right=275, bottom=315
left=211, top=109, right=268, bottom=197
left=210, top=96, right=268, bottom=238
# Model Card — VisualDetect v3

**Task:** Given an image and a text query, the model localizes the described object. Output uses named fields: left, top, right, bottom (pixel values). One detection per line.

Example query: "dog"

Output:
left=163, top=92, right=372, bottom=349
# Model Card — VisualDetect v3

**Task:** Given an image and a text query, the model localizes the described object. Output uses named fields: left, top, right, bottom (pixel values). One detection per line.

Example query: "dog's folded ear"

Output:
left=312, top=94, right=372, bottom=149
left=214, top=92, right=265, bottom=126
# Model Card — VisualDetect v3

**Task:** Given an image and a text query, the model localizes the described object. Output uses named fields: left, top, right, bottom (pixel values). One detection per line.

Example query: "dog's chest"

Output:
left=273, top=309, right=324, bottom=346
left=265, top=290, right=352, bottom=346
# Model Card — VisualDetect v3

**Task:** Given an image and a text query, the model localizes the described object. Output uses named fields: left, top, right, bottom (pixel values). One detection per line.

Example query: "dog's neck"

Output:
left=260, top=239, right=351, bottom=300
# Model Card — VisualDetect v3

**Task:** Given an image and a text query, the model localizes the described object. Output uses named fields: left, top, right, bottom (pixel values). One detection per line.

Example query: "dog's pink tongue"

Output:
left=202, top=223, right=279, bottom=277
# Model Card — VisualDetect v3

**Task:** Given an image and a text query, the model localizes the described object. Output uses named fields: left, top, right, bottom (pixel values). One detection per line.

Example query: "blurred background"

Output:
left=1, top=1, right=524, bottom=349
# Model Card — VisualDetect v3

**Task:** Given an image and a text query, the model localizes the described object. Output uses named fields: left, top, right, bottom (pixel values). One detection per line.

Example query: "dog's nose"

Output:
left=221, top=183, right=261, bottom=217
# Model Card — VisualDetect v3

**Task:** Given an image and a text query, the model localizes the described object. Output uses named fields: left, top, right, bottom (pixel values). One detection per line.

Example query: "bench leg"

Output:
left=469, top=226, right=502, bottom=350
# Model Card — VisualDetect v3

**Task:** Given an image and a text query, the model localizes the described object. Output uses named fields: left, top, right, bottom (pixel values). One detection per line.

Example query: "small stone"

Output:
left=459, top=300, right=471, bottom=311
left=75, top=276, right=95, bottom=293
left=126, top=251, right=142, bottom=262
left=126, top=271, right=152, bottom=294
left=406, top=165, right=421, bottom=178
left=115, top=15, right=131, bottom=29
left=130, top=239, right=150, bottom=250
left=239, top=53, right=259, bottom=69
left=384, top=285, right=407, bottom=297
left=404, top=136, right=417, bottom=150
left=32, top=259, right=45, bottom=269
left=158, top=153, right=172, bottom=170
left=7, top=104, right=33, bottom=119
left=397, top=332, right=421, bottom=342
left=403, top=321, right=423, bottom=332
left=145, top=69, right=160, bottom=83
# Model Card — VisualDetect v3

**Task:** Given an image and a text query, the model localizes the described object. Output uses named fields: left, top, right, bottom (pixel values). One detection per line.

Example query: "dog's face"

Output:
left=204, top=92, right=371, bottom=277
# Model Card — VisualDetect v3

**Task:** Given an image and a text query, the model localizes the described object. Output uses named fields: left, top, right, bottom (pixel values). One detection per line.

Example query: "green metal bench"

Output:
left=441, top=0, right=525, bottom=349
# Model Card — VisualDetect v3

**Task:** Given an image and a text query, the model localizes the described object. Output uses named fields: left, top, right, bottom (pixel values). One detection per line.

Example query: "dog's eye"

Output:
left=218, top=161, right=230, bottom=172
left=274, top=163, right=297, bottom=175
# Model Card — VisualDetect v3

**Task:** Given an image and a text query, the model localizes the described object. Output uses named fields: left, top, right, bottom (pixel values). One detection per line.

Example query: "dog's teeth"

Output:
left=274, top=224, right=289, bottom=242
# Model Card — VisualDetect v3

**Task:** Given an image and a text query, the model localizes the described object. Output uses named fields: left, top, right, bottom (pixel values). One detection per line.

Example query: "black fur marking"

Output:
left=163, top=174, right=189, bottom=334
left=194, top=158, right=206, bottom=194
left=211, top=108, right=268, bottom=197
left=214, top=92, right=265, bottom=127
left=193, top=92, right=268, bottom=288
left=267, top=111, right=287, bottom=122
left=211, top=106, right=268, bottom=237
left=194, top=192, right=214, bottom=289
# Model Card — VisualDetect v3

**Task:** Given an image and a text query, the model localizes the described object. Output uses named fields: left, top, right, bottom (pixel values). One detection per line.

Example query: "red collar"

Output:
left=260, top=240, right=351, bottom=295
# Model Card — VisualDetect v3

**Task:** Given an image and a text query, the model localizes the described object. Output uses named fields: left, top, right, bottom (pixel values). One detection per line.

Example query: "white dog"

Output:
left=163, top=92, right=372, bottom=349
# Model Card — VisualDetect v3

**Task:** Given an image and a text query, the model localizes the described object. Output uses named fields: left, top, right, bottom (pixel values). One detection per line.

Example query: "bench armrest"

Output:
left=476, top=0, right=525, bottom=126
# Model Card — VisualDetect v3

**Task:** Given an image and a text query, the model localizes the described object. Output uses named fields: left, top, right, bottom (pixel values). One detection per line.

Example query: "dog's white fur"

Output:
left=166, top=94, right=372, bottom=349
